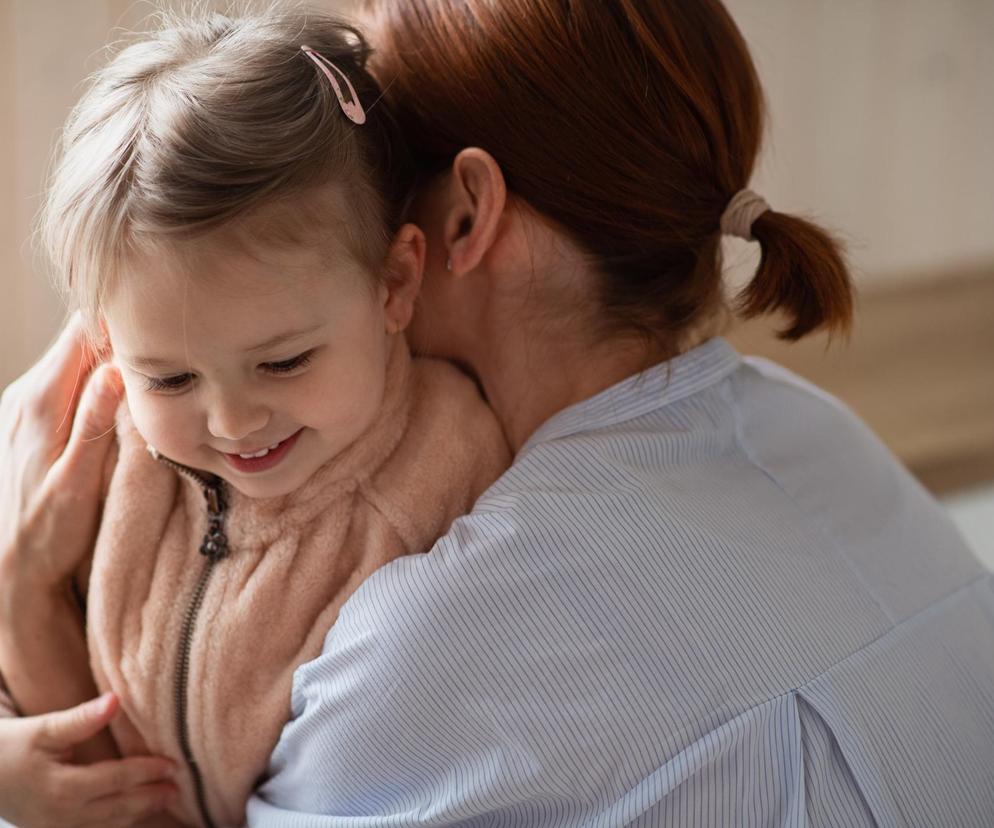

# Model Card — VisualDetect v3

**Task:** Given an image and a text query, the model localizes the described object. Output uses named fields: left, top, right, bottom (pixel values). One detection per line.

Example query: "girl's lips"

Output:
left=220, top=429, right=302, bottom=474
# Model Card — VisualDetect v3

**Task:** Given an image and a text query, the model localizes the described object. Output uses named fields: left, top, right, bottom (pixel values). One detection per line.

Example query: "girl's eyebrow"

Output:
left=125, top=324, right=324, bottom=369
left=125, top=355, right=180, bottom=370
left=246, top=323, right=324, bottom=354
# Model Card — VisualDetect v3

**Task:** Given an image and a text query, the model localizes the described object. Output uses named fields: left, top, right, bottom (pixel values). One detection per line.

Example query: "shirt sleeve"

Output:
left=243, top=507, right=643, bottom=827
left=243, top=552, right=494, bottom=827
left=243, top=513, right=585, bottom=828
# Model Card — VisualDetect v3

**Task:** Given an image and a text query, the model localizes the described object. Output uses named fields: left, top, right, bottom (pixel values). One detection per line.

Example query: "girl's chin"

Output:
left=220, top=463, right=315, bottom=500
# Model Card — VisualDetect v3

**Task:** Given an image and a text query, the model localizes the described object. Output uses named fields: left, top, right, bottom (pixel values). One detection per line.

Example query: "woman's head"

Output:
left=361, top=0, right=853, bottom=356
left=41, top=6, right=424, bottom=497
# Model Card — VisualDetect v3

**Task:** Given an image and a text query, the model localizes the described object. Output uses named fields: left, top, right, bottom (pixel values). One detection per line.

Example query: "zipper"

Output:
left=148, top=447, right=228, bottom=828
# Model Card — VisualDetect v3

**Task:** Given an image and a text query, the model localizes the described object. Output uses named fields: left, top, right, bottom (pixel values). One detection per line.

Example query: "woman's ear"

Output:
left=381, top=223, right=426, bottom=334
left=444, top=148, right=507, bottom=276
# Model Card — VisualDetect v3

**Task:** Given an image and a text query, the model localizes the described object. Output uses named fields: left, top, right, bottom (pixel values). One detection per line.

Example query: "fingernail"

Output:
left=93, top=692, right=115, bottom=715
left=98, top=364, right=124, bottom=396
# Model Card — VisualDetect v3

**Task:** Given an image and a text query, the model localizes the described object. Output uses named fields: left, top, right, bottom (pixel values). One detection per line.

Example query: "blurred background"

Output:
left=1, top=0, right=991, bottom=564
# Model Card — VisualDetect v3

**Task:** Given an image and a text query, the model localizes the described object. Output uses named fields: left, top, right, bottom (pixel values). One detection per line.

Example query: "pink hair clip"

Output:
left=300, top=44, right=366, bottom=125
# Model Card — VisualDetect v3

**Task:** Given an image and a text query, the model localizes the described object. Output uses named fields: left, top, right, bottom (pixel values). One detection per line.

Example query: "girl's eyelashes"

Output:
left=144, top=373, right=193, bottom=393
left=261, top=349, right=315, bottom=375
left=141, top=349, right=315, bottom=392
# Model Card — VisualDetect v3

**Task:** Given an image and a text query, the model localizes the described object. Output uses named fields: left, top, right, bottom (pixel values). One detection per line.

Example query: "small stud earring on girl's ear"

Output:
left=445, top=258, right=453, bottom=272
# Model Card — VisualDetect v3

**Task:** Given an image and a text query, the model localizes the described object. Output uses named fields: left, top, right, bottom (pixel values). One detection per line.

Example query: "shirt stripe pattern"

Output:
left=242, top=338, right=994, bottom=827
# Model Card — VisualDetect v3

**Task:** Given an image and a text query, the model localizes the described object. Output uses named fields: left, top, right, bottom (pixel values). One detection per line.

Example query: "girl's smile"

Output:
left=220, top=428, right=303, bottom=475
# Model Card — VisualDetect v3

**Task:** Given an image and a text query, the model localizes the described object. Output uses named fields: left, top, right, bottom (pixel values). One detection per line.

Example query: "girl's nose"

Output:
left=206, top=390, right=271, bottom=443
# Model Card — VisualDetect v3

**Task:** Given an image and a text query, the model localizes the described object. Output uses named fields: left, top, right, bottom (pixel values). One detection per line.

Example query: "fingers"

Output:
left=51, top=362, right=123, bottom=484
left=34, top=693, right=118, bottom=752
left=76, top=362, right=124, bottom=443
left=54, top=758, right=178, bottom=827
left=45, top=777, right=177, bottom=828
left=31, top=698, right=180, bottom=828
left=82, top=781, right=178, bottom=828
left=6, top=314, right=101, bottom=455
left=60, top=754, right=177, bottom=803
left=38, top=314, right=100, bottom=428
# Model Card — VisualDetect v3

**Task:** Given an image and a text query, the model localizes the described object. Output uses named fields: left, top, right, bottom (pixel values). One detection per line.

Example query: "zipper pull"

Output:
left=145, top=444, right=231, bottom=562
left=199, top=482, right=229, bottom=562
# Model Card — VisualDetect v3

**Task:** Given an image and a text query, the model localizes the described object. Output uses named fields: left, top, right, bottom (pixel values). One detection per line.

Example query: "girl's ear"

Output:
left=444, top=148, right=507, bottom=276
left=381, top=223, right=426, bottom=334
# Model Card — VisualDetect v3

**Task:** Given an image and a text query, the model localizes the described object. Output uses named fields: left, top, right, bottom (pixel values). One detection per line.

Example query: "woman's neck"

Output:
left=472, top=314, right=722, bottom=454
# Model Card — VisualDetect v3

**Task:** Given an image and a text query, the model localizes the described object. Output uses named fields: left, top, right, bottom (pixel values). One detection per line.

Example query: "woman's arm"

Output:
left=0, top=316, right=123, bottom=762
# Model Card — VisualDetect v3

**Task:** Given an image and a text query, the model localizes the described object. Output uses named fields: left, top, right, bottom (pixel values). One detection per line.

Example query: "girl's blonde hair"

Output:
left=41, top=3, right=414, bottom=336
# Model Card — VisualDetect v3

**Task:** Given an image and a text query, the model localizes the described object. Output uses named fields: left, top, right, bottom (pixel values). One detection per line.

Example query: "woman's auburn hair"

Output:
left=361, top=0, right=853, bottom=346
left=39, top=3, right=415, bottom=336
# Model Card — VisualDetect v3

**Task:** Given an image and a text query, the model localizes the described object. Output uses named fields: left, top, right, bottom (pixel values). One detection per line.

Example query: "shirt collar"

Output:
left=519, top=336, right=741, bottom=454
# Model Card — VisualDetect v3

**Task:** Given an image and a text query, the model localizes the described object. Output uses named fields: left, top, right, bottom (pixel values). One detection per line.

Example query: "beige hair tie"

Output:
left=720, top=189, right=770, bottom=241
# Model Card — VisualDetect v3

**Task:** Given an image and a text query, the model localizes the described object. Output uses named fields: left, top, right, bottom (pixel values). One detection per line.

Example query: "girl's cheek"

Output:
left=124, top=386, right=193, bottom=454
left=123, top=391, right=160, bottom=445
left=309, top=354, right=385, bottom=430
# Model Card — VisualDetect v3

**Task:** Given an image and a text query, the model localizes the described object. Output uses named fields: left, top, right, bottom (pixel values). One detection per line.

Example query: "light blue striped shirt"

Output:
left=247, top=337, right=994, bottom=827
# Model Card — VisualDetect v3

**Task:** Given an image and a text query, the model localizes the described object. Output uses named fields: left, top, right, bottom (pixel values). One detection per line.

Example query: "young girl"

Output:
left=0, top=7, right=509, bottom=827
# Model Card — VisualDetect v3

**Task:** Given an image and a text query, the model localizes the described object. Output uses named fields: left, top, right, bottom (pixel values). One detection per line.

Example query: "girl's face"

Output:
left=103, top=228, right=404, bottom=499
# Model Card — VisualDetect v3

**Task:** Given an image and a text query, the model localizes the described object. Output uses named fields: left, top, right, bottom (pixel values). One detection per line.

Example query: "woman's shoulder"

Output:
left=372, top=349, right=981, bottom=634
left=324, top=345, right=983, bottom=655
left=719, top=355, right=983, bottom=618
left=726, top=354, right=930, bottom=512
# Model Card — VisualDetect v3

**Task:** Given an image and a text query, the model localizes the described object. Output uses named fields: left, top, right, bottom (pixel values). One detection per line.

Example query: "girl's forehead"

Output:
left=103, top=236, right=378, bottom=363
left=105, top=233, right=368, bottom=336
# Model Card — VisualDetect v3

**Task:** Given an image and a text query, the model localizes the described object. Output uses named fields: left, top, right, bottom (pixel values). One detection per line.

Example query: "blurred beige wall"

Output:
left=724, top=0, right=994, bottom=288
left=2, top=0, right=993, bottom=387
left=0, top=0, right=119, bottom=386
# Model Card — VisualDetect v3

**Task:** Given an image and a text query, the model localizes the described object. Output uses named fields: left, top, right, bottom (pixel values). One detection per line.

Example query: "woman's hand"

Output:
left=0, top=313, right=121, bottom=597
left=0, top=314, right=125, bottom=750
left=0, top=693, right=177, bottom=828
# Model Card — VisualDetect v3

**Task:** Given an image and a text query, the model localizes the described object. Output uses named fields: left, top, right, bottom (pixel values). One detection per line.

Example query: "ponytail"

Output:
left=738, top=211, right=854, bottom=340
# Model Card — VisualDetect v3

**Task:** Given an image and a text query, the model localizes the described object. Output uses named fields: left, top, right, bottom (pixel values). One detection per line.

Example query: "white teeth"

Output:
left=236, top=440, right=282, bottom=460
left=239, top=447, right=271, bottom=459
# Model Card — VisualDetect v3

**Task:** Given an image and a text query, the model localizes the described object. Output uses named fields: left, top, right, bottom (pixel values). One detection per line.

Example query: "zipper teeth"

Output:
left=175, top=557, right=219, bottom=828
left=149, top=448, right=220, bottom=492
left=151, top=448, right=227, bottom=828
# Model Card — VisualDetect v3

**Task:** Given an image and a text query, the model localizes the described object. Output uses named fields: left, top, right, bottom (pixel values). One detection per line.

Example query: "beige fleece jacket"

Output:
left=86, top=338, right=510, bottom=828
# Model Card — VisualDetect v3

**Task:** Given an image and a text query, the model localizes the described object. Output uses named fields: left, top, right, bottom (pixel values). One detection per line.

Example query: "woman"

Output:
left=3, top=1, right=993, bottom=825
